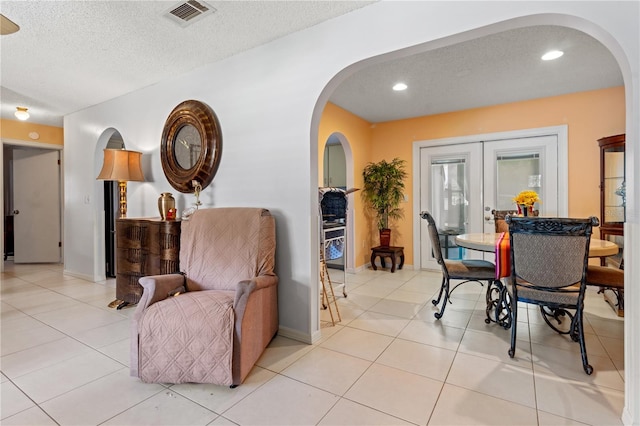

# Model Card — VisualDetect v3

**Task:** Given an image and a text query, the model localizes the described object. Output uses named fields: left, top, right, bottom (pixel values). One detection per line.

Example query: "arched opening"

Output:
left=320, top=132, right=357, bottom=273
left=310, top=14, right=633, bottom=421
left=93, top=127, right=126, bottom=282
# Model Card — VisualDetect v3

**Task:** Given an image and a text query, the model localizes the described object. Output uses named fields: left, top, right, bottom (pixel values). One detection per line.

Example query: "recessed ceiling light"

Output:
left=542, top=50, right=564, bottom=61
left=392, top=82, right=407, bottom=91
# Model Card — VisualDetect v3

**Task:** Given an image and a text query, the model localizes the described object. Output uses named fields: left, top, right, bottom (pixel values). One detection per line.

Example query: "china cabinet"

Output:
left=598, top=134, right=625, bottom=266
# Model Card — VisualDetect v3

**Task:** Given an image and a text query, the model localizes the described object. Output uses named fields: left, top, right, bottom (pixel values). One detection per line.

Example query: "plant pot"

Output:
left=379, top=228, right=391, bottom=247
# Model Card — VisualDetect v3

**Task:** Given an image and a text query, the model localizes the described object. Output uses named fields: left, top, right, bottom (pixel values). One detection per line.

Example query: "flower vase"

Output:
left=519, top=204, right=529, bottom=217
left=158, top=192, right=176, bottom=220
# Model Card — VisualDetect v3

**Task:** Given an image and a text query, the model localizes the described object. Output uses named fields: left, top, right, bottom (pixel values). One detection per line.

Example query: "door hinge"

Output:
left=59, top=241, right=62, bottom=247
left=58, top=159, right=61, bottom=165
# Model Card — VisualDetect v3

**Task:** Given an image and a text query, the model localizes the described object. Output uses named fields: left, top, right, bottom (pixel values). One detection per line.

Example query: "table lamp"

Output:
left=96, top=148, right=145, bottom=217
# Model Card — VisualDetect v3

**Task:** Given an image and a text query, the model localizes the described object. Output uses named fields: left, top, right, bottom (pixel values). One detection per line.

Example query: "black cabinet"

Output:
left=4, top=215, right=13, bottom=260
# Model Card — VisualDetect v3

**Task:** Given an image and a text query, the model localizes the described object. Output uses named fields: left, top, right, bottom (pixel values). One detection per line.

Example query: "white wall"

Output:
left=63, top=2, right=639, bottom=423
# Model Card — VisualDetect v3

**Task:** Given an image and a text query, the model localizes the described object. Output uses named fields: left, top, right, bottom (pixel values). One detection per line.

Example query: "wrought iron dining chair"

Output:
left=421, top=212, right=499, bottom=319
left=505, top=215, right=598, bottom=374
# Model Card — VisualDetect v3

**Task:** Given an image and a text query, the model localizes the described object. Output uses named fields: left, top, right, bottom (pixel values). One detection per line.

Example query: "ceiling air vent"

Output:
left=164, top=0, right=216, bottom=27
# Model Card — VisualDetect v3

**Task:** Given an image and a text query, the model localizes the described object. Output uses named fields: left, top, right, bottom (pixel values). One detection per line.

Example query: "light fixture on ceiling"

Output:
left=96, top=149, right=145, bottom=218
left=0, top=14, right=20, bottom=35
left=393, top=82, right=408, bottom=91
left=541, top=50, right=564, bottom=61
left=14, top=107, right=30, bottom=121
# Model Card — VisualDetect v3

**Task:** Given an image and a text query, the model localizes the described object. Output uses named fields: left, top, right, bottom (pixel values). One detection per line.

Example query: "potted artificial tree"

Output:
left=362, top=157, right=407, bottom=247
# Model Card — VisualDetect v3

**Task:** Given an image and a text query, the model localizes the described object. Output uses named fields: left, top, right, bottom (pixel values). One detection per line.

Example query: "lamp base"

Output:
left=118, top=181, right=127, bottom=218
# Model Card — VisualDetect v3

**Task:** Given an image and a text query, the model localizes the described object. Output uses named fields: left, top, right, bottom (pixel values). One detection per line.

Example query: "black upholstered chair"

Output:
left=505, top=216, right=598, bottom=374
left=421, top=212, right=499, bottom=319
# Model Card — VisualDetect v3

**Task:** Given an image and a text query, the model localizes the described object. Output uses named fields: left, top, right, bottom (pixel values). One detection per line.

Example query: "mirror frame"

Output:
left=160, top=99, right=222, bottom=193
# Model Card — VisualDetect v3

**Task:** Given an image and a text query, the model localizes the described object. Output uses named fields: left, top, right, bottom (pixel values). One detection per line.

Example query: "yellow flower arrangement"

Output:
left=513, top=190, right=541, bottom=207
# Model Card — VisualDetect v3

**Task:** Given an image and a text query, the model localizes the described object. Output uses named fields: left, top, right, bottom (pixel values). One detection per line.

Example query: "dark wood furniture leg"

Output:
left=390, top=255, right=398, bottom=272
left=370, top=246, right=405, bottom=273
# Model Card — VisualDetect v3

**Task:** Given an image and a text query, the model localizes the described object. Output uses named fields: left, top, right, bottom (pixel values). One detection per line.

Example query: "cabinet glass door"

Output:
left=603, top=145, right=625, bottom=224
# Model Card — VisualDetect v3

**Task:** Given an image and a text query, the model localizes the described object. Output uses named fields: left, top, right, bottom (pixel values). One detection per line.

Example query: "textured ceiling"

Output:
left=0, top=2, right=623, bottom=127
left=330, top=25, right=623, bottom=123
left=0, top=0, right=374, bottom=126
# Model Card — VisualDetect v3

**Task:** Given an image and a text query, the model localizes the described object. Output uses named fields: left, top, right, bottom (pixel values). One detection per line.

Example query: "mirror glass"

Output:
left=323, top=135, right=346, bottom=188
left=173, top=124, right=201, bottom=170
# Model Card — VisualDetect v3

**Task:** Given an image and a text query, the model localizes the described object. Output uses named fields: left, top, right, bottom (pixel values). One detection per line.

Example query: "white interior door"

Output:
left=482, top=135, right=558, bottom=232
left=13, top=148, right=62, bottom=263
left=419, top=143, right=483, bottom=270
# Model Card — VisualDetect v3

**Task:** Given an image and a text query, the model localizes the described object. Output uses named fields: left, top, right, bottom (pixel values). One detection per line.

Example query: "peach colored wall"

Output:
left=318, top=102, right=372, bottom=267
left=372, top=86, right=625, bottom=266
left=320, top=86, right=625, bottom=269
left=0, top=119, right=64, bottom=146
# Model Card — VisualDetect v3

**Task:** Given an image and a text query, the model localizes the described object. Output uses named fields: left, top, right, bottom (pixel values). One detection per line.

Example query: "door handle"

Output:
left=13, top=209, right=19, bottom=215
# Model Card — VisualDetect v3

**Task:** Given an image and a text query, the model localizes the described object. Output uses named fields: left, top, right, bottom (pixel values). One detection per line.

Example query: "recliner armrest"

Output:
left=136, top=274, right=185, bottom=312
left=252, top=274, right=278, bottom=291
left=233, top=274, right=278, bottom=339
left=233, top=275, right=277, bottom=310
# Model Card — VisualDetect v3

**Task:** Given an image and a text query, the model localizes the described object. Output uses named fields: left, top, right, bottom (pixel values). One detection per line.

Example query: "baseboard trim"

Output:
left=62, top=269, right=94, bottom=282
left=277, top=325, right=315, bottom=344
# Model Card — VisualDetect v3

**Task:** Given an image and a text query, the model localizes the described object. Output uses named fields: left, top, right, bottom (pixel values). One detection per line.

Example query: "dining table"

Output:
left=454, top=232, right=619, bottom=328
left=455, top=233, right=619, bottom=258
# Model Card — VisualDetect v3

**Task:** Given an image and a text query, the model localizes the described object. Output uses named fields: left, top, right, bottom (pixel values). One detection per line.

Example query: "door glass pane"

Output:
left=431, top=158, right=467, bottom=260
left=495, top=152, right=542, bottom=210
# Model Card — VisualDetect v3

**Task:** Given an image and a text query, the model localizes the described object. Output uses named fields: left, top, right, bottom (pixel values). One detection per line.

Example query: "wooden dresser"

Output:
left=116, top=218, right=181, bottom=304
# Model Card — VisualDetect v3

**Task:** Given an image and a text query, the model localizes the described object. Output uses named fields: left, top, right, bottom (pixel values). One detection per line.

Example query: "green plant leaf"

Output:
left=362, top=157, right=407, bottom=230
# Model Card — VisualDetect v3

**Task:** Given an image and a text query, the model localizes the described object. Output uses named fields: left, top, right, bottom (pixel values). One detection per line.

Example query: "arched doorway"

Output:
left=93, top=127, right=126, bottom=282
left=310, top=15, right=634, bottom=422
left=320, top=132, right=357, bottom=273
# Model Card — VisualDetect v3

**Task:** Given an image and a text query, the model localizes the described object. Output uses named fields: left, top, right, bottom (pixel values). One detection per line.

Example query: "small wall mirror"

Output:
left=161, top=100, right=222, bottom=193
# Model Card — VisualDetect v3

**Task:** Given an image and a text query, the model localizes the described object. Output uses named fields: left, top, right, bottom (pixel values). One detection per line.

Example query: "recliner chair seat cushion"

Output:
left=138, top=290, right=235, bottom=384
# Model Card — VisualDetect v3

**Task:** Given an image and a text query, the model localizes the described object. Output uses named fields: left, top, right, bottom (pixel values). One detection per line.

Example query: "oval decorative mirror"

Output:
left=160, top=100, right=222, bottom=193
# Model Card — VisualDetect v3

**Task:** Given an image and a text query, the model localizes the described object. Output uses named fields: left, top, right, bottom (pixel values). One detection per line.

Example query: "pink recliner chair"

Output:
left=130, top=207, right=278, bottom=386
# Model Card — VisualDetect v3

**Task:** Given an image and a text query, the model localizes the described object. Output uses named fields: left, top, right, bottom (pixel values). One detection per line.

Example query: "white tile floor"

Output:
left=1, top=262, right=624, bottom=425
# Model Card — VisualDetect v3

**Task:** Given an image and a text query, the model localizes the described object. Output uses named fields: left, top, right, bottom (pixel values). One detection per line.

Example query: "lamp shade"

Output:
left=96, top=149, right=145, bottom=182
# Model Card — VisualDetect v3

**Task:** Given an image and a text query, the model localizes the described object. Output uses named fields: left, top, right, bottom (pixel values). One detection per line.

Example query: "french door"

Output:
left=419, top=143, right=483, bottom=267
left=417, top=129, right=565, bottom=270
left=482, top=135, right=558, bottom=232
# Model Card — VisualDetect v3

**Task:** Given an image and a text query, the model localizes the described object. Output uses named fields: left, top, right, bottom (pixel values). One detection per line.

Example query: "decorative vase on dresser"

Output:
left=158, top=192, right=176, bottom=220
left=115, top=217, right=181, bottom=307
